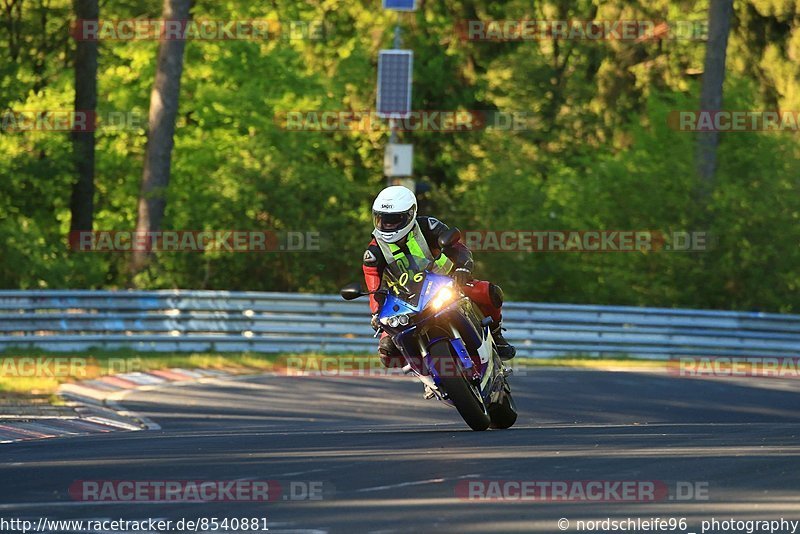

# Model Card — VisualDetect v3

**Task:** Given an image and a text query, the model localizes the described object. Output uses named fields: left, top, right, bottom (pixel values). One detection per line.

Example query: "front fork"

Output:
left=395, top=305, right=505, bottom=400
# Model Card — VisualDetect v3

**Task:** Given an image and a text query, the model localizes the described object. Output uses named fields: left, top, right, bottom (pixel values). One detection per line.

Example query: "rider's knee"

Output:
left=378, top=336, right=404, bottom=368
left=489, top=283, right=504, bottom=308
left=378, top=335, right=400, bottom=356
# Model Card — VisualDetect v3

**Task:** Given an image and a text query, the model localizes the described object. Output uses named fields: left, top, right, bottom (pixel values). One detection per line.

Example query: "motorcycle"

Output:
left=340, top=229, right=517, bottom=431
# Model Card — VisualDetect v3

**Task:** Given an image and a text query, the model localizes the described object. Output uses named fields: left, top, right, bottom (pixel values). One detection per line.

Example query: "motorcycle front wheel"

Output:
left=429, top=339, right=491, bottom=431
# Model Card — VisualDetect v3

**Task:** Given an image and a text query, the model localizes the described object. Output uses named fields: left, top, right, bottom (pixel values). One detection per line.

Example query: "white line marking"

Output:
left=271, top=468, right=329, bottom=477
left=354, top=473, right=480, bottom=493
left=355, top=478, right=445, bottom=492
left=105, top=390, right=161, bottom=430
left=0, top=501, right=207, bottom=510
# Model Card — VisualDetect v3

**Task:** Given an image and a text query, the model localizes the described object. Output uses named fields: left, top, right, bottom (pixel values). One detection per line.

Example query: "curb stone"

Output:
left=0, top=368, right=234, bottom=444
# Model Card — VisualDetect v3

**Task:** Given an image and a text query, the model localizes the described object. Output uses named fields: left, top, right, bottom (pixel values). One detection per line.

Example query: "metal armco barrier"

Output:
left=0, top=290, right=798, bottom=359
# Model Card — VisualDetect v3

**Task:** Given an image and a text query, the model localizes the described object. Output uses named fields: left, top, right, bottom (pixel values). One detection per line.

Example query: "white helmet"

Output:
left=372, top=185, right=417, bottom=243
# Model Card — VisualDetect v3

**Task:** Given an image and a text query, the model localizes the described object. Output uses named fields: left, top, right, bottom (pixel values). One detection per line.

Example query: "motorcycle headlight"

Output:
left=387, top=314, right=410, bottom=328
left=431, top=285, right=456, bottom=311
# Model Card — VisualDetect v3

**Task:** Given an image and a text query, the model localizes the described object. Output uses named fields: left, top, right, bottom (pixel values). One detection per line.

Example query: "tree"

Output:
left=69, top=0, right=98, bottom=239
left=696, top=0, right=734, bottom=201
left=129, top=0, right=192, bottom=280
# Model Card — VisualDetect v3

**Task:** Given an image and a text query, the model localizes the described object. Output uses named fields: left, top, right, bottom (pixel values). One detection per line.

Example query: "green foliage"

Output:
left=0, top=0, right=798, bottom=312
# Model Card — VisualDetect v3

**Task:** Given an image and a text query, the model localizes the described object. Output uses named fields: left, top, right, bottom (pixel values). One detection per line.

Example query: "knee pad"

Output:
left=378, top=336, right=400, bottom=357
left=489, top=283, right=504, bottom=308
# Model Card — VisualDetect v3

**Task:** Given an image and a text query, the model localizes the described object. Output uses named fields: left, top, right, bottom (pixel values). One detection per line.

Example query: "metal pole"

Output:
left=386, top=22, right=401, bottom=182
left=387, top=22, right=402, bottom=183
left=393, top=24, right=402, bottom=48
left=389, top=24, right=401, bottom=149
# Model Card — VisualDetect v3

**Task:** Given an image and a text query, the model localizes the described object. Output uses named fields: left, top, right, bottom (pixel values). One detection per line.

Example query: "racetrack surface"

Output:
left=1, top=368, right=799, bottom=533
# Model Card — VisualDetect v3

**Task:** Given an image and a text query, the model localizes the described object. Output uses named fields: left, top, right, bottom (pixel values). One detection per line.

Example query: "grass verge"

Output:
left=515, top=355, right=666, bottom=370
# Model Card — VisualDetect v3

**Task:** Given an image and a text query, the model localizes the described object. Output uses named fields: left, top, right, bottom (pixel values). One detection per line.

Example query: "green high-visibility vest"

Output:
left=374, top=224, right=454, bottom=278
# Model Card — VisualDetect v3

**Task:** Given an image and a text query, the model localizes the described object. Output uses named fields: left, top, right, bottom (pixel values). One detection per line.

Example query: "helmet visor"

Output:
left=373, top=207, right=415, bottom=233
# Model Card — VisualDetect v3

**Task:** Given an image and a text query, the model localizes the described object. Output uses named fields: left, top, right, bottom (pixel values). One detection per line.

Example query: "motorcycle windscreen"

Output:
left=379, top=270, right=453, bottom=319
left=381, top=252, right=435, bottom=308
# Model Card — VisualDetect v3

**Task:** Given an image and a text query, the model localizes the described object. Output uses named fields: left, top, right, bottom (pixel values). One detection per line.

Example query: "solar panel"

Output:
left=377, top=50, right=413, bottom=119
left=383, top=0, right=416, bottom=10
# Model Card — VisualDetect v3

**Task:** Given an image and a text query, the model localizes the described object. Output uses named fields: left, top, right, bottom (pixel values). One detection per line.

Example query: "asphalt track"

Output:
left=1, top=368, right=800, bottom=533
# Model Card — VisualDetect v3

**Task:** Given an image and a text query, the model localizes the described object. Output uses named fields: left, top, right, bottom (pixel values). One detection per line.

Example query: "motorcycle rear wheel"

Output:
left=488, top=380, right=518, bottom=429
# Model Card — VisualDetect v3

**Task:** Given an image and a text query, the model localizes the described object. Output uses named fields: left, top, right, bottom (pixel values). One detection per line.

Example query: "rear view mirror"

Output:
left=438, top=227, right=462, bottom=249
left=340, top=282, right=365, bottom=301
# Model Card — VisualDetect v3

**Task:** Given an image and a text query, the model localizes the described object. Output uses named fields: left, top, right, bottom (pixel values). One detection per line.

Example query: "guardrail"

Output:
left=0, top=290, right=798, bottom=359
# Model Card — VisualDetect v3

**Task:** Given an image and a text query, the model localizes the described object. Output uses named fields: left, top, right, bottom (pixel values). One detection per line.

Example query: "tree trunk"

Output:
left=69, top=0, right=98, bottom=241
left=129, top=0, right=192, bottom=279
left=696, top=0, right=734, bottom=201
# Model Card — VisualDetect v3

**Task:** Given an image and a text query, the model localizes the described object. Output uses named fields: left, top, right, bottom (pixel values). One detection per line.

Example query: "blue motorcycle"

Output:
left=341, top=229, right=517, bottom=431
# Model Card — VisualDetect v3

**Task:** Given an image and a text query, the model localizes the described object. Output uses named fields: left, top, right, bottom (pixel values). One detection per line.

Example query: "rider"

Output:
left=362, top=185, right=516, bottom=368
